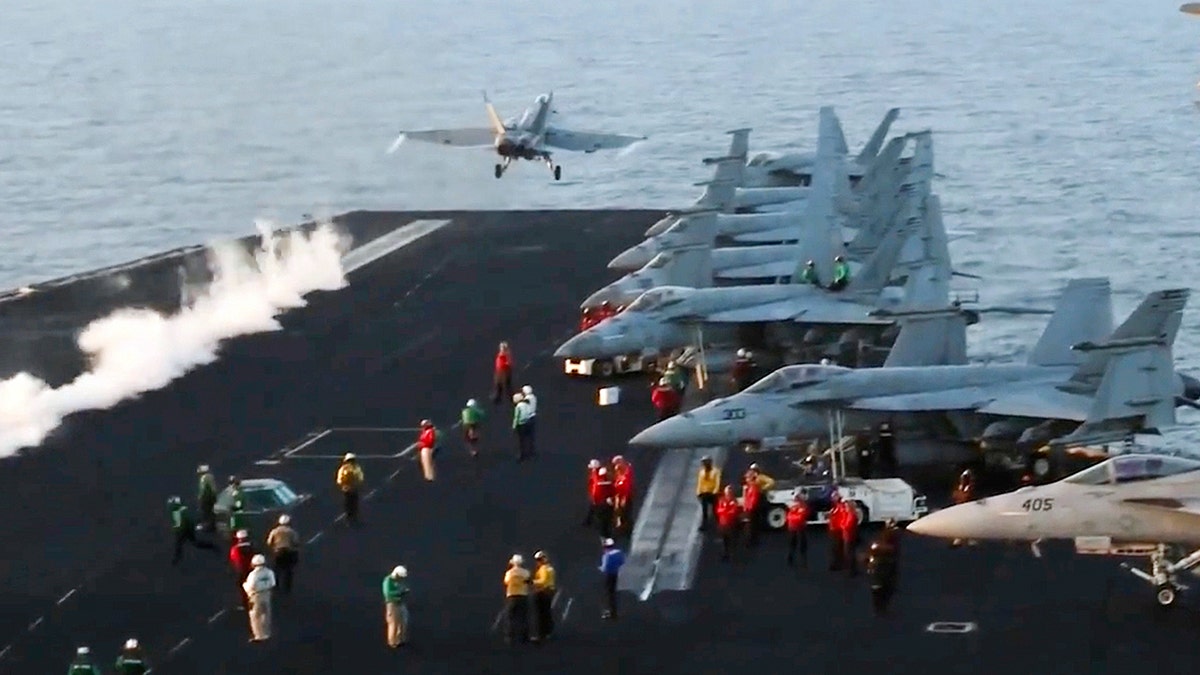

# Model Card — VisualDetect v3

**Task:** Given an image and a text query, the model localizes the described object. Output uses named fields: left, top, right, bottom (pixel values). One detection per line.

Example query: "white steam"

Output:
left=0, top=221, right=350, bottom=457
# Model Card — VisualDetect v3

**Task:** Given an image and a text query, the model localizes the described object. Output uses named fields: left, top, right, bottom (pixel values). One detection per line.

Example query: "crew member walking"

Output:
left=461, top=398, right=486, bottom=458
left=503, top=554, right=531, bottom=644
left=531, top=551, right=556, bottom=642
left=696, top=456, right=721, bottom=531
left=827, top=494, right=846, bottom=571
left=169, top=496, right=215, bottom=564
left=197, top=464, right=218, bottom=532
left=336, top=453, right=364, bottom=525
left=67, top=647, right=101, bottom=674
left=114, top=638, right=149, bottom=674
left=592, top=466, right=615, bottom=538
left=383, top=565, right=410, bottom=648
left=598, top=538, right=625, bottom=620
left=831, top=496, right=860, bottom=576
left=243, top=554, right=276, bottom=642
left=742, top=474, right=763, bottom=548
left=417, top=420, right=438, bottom=481
left=612, top=456, right=634, bottom=533
left=513, top=393, right=536, bottom=461
left=266, top=514, right=299, bottom=594
left=867, top=536, right=899, bottom=614
left=229, top=530, right=254, bottom=611
left=521, top=385, right=538, bottom=438
left=785, top=496, right=810, bottom=567
left=493, top=341, right=514, bottom=405
left=715, top=486, right=741, bottom=562
left=950, top=469, right=976, bottom=547
left=583, top=459, right=603, bottom=527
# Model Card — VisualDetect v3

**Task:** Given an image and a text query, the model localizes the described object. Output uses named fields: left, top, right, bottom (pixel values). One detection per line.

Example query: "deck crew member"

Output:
left=876, top=421, right=897, bottom=476
left=592, top=466, right=615, bottom=538
left=521, top=385, right=538, bottom=439
left=583, top=459, right=604, bottom=527
left=493, top=341, right=514, bottom=405
left=830, top=496, right=860, bottom=576
left=662, top=360, right=687, bottom=393
left=731, top=349, right=754, bottom=392
left=950, top=469, right=976, bottom=547
left=785, top=495, right=810, bottom=567
left=827, top=493, right=846, bottom=571
left=829, top=255, right=850, bottom=291
left=266, top=514, right=299, bottom=594
left=228, top=475, right=244, bottom=505
left=169, top=496, right=216, bottom=564
left=229, top=529, right=255, bottom=611
left=114, top=638, right=149, bottom=674
left=857, top=433, right=876, bottom=479
left=417, top=420, right=438, bottom=481
left=513, top=393, right=536, bottom=462
left=742, top=474, right=764, bottom=548
left=715, top=485, right=742, bottom=562
left=799, top=259, right=819, bottom=286
left=598, top=538, right=626, bottom=620
left=612, top=456, right=635, bottom=533
left=746, top=463, right=776, bottom=492
left=744, top=464, right=775, bottom=543
left=336, top=453, right=364, bottom=525
left=67, top=647, right=101, bottom=674
left=531, top=551, right=557, bottom=642
left=383, top=565, right=410, bottom=648
left=503, top=554, right=532, bottom=644
left=651, top=377, right=681, bottom=420
left=197, top=464, right=218, bottom=532
left=461, top=399, right=486, bottom=458
left=867, top=537, right=899, bottom=614
left=696, top=456, right=721, bottom=531
left=243, top=554, right=277, bottom=642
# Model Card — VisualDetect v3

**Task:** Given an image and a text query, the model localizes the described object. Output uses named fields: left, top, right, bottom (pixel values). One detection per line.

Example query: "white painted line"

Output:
left=561, top=597, right=573, bottom=621
left=342, top=220, right=451, bottom=274
left=168, top=637, right=191, bottom=656
left=286, top=455, right=400, bottom=460
left=335, top=514, right=346, bottom=523
left=208, top=609, right=227, bottom=624
left=388, top=469, right=401, bottom=481
left=925, top=621, right=977, bottom=634
left=332, top=427, right=420, bottom=433
left=0, top=644, right=11, bottom=661
left=365, top=489, right=378, bottom=501
left=284, top=429, right=332, bottom=457
left=490, top=607, right=505, bottom=632
left=552, top=590, right=561, bottom=608
left=307, top=532, right=324, bottom=545
left=254, top=459, right=281, bottom=466
left=27, top=617, right=42, bottom=632
left=56, top=588, right=77, bottom=605
left=397, top=443, right=417, bottom=459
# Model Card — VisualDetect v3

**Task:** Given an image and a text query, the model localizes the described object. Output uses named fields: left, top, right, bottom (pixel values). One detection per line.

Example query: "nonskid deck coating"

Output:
left=0, top=210, right=1195, bottom=674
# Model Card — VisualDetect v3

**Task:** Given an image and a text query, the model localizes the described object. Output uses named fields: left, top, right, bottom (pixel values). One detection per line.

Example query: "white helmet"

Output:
left=736, top=348, right=747, bottom=357
left=613, top=455, right=625, bottom=464
left=393, top=565, right=408, bottom=578
left=512, top=393, right=524, bottom=403
left=344, top=452, right=356, bottom=461
left=819, top=358, right=831, bottom=366
left=197, top=464, right=209, bottom=473
left=467, top=398, right=477, bottom=407
left=749, top=463, right=760, bottom=471
left=77, top=647, right=89, bottom=656
left=251, top=554, right=266, bottom=566
left=124, top=639, right=138, bottom=650
left=522, top=385, right=533, bottom=395
left=588, top=459, right=601, bottom=469
left=510, top=554, right=524, bottom=565
left=598, top=467, right=608, bottom=475
left=278, top=514, right=291, bottom=525
left=603, top=538, right=615, bottom=547
left=236, top=529, right=249, bottom=540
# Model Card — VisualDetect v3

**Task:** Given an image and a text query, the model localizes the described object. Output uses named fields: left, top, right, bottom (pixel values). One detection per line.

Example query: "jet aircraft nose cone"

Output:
left=906, top=502, right=993, bottom=540
left=554, top=332, right=599, bottom=359
left=582, top=286, right=617, bottom=310
left=608, top=243, right=654, bottom=270
left=629, top=415, right=696, bottom=448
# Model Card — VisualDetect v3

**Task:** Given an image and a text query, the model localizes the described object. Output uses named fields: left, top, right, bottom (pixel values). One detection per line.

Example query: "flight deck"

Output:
left=0, top=210, right=1196, bottom=674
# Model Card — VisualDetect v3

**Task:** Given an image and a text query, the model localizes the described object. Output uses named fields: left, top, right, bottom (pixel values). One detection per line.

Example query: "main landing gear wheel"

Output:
left=494, top=164, right=503, bottom=179
left=553, top=165, right=562, bottom=181
left=1157, top=585, right=1179, bottom=607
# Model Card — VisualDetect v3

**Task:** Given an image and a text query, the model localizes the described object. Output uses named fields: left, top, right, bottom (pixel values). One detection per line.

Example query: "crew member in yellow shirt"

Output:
left=502, top=554, right=531, bottom=645
left=696, top=456, right=721, bottom=531
left=531, top=551, right=557, bottom=642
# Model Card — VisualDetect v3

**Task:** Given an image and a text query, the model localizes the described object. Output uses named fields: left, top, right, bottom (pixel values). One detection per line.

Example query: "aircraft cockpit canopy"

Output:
left=743, top=364, right=851, bottom=394
left=1065, top=454, right=1200, bottom=486
left=646, top=252, right=672, bottom=269
left=624, top=286, right=691, bottom=313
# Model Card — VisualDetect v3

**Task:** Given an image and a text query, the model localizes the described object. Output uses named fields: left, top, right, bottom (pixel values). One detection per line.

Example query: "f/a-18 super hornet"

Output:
left=391, top=92, right=646, bottom=180
left=588, top=133, right=932, bottom=307
left=739, top=107, right=901, bottom=188
left=629, top=283, right=1200, bottom=476
left=555, top=147, right=951, bottom=364
left=907, top=452, right=1200, bottom=608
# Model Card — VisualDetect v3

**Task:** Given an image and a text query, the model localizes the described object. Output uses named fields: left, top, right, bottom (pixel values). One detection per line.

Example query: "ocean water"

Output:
left=2, top=0, right=1200, bottom=438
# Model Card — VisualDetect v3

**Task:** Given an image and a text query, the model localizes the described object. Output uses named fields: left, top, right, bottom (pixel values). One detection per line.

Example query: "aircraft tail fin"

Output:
left=879, top=305, right=970, bottom=367
left=844, top=186, right=923, bottom=296
left=1067, top=288, right=1189, bottom=388
left=854, top=108, right=901, bottom=165
left=790, top=127, right=844, bottom=285
left=826, top=107, right=850, bottom=156
left=482, top=91, right=506, bottom=135
left=847, top=132, right=926, bottom=255
left=702, top=128, right=751, bottom=165
left=1027, top=278, right=1114, bottom=367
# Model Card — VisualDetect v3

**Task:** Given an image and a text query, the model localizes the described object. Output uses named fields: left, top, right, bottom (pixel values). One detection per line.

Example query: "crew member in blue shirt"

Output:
left=598, top=538, right=626, bottom=620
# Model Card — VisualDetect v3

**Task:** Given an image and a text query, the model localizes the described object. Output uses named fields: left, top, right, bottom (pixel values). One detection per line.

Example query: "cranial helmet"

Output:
left=124, top=639, right=139, bottom=650
left=251, top=554, right=266, bottom=566
left=588, top=459, right=601, bottom=469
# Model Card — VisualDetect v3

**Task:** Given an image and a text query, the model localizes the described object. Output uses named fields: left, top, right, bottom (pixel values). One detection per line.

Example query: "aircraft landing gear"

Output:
left=1122, top=543, right=1200, bottom=607
left=554, top=164, right=562, bottom=181
left=495, top=157, right=511, bottom=179
left=543, top=155, right=561, bottom=181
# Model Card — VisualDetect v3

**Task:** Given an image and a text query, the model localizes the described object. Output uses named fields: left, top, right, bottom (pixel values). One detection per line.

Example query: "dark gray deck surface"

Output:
left=0, top=210, right=1196, bottom=675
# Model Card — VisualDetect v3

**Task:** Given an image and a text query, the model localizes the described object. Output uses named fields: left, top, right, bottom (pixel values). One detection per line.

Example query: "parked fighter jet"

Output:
left=610, top=131, right=918, bottom=272
left=629, top=285, right=1199, bottom=464
left=739, top=108, right=901, bottom=187
left=907, top=452, right=1200, bottom=607
left=392, top=92, right=646, bottom=180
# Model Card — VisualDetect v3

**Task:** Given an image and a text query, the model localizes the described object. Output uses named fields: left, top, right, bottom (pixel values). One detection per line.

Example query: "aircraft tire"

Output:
left=766, top=505, right=788, bottom=530
left=554, top=165, right=562, bottom=181
left=1156, top=585, right=1178, bottom=607
left=598, top=360, right=615, bottom=377
left=494, top=164, right=503, bottom=179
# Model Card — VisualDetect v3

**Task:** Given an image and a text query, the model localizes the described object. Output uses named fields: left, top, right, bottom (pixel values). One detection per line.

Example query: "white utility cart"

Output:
left=563, top=354, right=652, bottom=377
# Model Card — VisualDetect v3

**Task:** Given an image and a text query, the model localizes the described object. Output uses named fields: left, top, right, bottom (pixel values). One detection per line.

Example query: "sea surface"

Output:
left=3, top=0, right=1200, bottom=440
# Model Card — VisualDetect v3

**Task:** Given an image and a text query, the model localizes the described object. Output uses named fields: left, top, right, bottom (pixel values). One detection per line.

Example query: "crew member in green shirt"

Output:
left=799, top=259, right=819, bottom=285
left=383, top=566, right=411, bottom=648
left=461, top=398, right=486, bottom=457
left=197, top=464, right=218, bottom=532
left=67, top=647, right=100, bottom=675
left=830, top=255, right=850, bottom=291
left=169, top=496, right=216, bottom=565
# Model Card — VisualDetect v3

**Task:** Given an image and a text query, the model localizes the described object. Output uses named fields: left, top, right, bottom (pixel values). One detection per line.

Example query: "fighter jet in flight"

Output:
left=907, top=452, right=1200, bottom=607
left=392, top=92, right=646, bottom=180
left=629, top=285, right=1199, bottom=465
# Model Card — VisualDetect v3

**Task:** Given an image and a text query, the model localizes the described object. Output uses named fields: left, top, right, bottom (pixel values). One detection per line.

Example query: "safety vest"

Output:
left=170, top=504, right=189, bottom=530
left=513, top=401, right=535, bottom=428
left=461, top=405, right=484, bottom=426
left=696, top=467, right=721, bottom=496
left=115, top=654, right=148, bottom=674
left=198, top=473, right=217, bottom=499
left=833, top=261, right=849, bottom=283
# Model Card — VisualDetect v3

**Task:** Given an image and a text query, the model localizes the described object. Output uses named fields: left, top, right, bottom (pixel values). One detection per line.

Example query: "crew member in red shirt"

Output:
left=827, top=493, right=845, bottom=571
left=228, top=529, right=254, bottom=612
left=612, top=456, right=635, bottom=533
left=582, top=459, right=603, bottom=527
left=715, top=485, right=742, bottom=562
left=592, top=467, right=615, bottom=538
left=492, top=341, right=514, bottom=405
left=830, top=496, right=860, bottom=576
left=650, top=377, right=681, bottom=421
left=742, top=476, right=763, bottom=549
left=417, top=419, right=438, bottom=482
left=785, top=496, right=810, bottom=568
